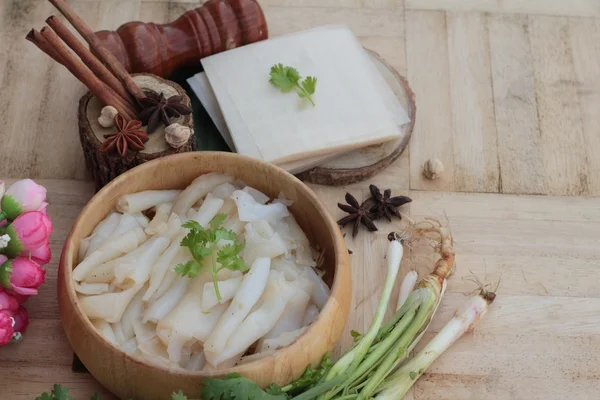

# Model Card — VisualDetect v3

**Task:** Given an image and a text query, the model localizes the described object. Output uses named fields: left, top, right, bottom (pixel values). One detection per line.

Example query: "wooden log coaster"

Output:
left=78, top=73, right=196, bottom=190
left=296, top=50, right=416, bottom=186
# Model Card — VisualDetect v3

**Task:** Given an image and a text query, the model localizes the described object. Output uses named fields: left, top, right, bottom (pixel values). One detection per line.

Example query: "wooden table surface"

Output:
left=1, top=0, right=600, bottom=399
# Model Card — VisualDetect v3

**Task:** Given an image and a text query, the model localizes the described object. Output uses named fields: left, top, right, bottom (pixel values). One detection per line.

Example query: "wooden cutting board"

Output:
left=2, top=179, right=598, bottom=399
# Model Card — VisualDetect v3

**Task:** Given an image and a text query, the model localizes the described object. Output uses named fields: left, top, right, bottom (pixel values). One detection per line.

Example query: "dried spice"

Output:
left=100, top=114, right=148, bottom=157
left=368, top=184, right=412, bottom=221
left=337, top=186, right=412, bottom=238
left=138, top=92, right=192, bottom=134
left=337, top=193, right=378, bottom=238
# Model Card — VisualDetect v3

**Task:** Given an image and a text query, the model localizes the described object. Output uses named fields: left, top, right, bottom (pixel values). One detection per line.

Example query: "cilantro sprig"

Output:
left=175, top=214, right=248, bottom=301
left=269, top=64, right=317, bottom=106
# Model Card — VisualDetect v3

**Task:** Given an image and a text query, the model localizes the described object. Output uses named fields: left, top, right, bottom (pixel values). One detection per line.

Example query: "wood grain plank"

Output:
left=414, top=374, right=600, bottom=400
left=446, top=12, right=500, bottom=193
left=529, top=16, right=590, bottom=196
left=264, top=6, right=404, bottom=37
left=0, top=0, right=56, bottom=178
left=488, top=14, right=546, bottom=195
left=406, top=11, right=455, bottom=192
left=405, top=0, right=600, bottom=18
left=568, top=18, right=600, bottom=196
left=139, top=1, right=170, bottom=22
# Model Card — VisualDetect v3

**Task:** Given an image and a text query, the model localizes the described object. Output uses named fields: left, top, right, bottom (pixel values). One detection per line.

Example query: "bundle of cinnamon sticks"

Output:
left=26, top=0, right=145, bottom=121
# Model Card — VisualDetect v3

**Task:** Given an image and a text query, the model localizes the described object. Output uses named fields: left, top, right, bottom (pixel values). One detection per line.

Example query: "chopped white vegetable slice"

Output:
left=211, top=182, right=237, bottom=199
left=120, top=338, right=138, bottom=355
left=80, top=284, right=142, bottom=323
left=191, top=197, right=224, bottom=227
left=114, top=236, right=170, bottom=288
left=92, top=319, right=118, bottom=345
left=231, top=190, right=289, bottom=225
left=241, top=221, right=287, bottom=264
left=208, top=271, right=289, bottom=367
left=167, top=331, right=193, bottom=364
left=302, top=303, right=320, bottom=326
left=79, top=236, right=92, bottom=263
left=117, top=190, right=181, bottom=214
left=274, top=192, right=294, bottom=207
left=144, top=276, right=190, bottom=323
left=132, top=319, right=157, bottom=345
left=172, top=173, right=233, bottom=216
left=202, top=275, right=243, bottom=310
left=204, top=257, right=271, bottom=359
left=112, top=322, right=127, bottom=345
left=74, top=281, right=110, bottom=295
left=272, top=258, right=302, bottom=281
left=144, top=236, right=184, bottom=302
left=73, top=227, right=147, bottom=282
left=112, top=213, right=145, bottom=237
left=257, top=327, right=307, bottom=353
left=145, top=202, right=173, bottom=235
left=299, top=267, right=331, bottom=310
left=138, top=337, right=171, bottom=368
left=122, top=286, right=146, bottom=341
left=132, top=212, right=150, bottom=228
left=84, top=212, right=121, bottom=258
left=242, top=186, right=270, bottom=204
left=262, top=285, right=310, bottom=340
left=186, top=351, right=206, bottom=371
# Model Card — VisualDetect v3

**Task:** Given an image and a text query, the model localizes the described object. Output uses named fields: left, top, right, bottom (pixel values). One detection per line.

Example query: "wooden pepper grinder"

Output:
left=94, top=0, right=267, bottom=77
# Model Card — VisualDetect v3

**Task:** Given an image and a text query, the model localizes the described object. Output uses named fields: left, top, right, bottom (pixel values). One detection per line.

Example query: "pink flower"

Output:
left=0, top=311, right=13, bottom=345
left=1, top=179, right=47, bottom=220
left=0, top=289, right=19, bottom=313
left=21, top=243, right=52, bottom=265
left=11, top=306, right=29, bottom=333
left=3, top=211, right=53, bottom=257
left=0, top=257, right=46, bottom=296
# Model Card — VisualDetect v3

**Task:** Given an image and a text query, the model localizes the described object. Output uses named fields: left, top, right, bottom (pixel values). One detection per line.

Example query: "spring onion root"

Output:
left=375, top=289, right=496, bottom=399
left=292, top=219, right=456, bottom=400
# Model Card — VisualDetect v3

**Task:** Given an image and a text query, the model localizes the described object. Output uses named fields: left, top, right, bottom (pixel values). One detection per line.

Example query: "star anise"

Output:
left=337, top=193, right=378, bottom=238
left=368, top=184, right=412, bottom=221
left=100, top=114, right=149, bottom=157
left=138, top=92, right=192, bottom=134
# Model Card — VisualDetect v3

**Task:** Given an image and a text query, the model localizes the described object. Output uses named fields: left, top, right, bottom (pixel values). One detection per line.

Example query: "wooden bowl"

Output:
left=58, top=151, right=351, bottom=400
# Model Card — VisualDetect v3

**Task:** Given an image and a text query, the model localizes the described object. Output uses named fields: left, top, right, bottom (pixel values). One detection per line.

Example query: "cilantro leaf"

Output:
left=175, top=260, right=203, bottom=278
left=171, top=390, right=188, bottom=400
left=177, top=215, right=247, bottom=301
left=269, top=64, right=300, bottom=92
left=89, top=394, right=101, bottom=400
left=36, top=384, right=74, bottom=400
left=269, top=64, right=316, bottom=105
left=202, top=374, right=288, bottom=400
left=281, top=353, right=332, bottom=396
left=301, top=76, right=317, bottom=96
left=209, top=213, right=228, bottom=231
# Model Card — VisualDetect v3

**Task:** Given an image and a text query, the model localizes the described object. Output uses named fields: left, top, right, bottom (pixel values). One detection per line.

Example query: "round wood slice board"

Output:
left=296, top=49, right=416, bottom=186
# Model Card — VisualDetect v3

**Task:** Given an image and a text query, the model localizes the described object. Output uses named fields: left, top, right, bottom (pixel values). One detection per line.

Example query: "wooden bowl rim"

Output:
left=60, top=151, right=350, bottom=378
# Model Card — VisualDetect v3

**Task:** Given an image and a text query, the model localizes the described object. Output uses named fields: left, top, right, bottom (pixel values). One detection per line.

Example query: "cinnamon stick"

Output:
left=48, top=0, right=146, bottom=100
left=39, top=26, right=137, bottom=121
left=26, top=29, right=65, bottom=66
left=46, top=15, right=137, bottom=111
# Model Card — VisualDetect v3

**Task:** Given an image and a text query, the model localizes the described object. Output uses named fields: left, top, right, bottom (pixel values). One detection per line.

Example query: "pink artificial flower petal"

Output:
left=5, top=179, right=47, bottom=213
left=22, top=243, right=52, bottom=265
left=0, top=311, right=13, bottom=345
left=11, top=211, right=53, bottom=251
left=0, top=290, right=19, bottom=312
left=3, top=258, right=46, bottom=295
left=10, top=307, right=29, bottom=333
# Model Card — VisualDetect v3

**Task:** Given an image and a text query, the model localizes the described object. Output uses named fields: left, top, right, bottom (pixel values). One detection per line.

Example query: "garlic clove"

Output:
left=423, top=158, right=444, bottom=180
left=165, top=123, right=192, bottom=149
left=98, top=106, right=119, bottom=128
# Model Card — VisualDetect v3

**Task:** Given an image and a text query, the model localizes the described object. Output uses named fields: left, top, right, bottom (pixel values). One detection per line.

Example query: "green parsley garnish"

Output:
left=175, top=214, right=248, bottom=301
left=269, top=64, right=317, bottom=106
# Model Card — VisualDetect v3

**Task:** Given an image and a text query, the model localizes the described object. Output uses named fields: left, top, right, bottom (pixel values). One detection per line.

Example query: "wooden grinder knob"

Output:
left=94, top=0, right=267, bottom=77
